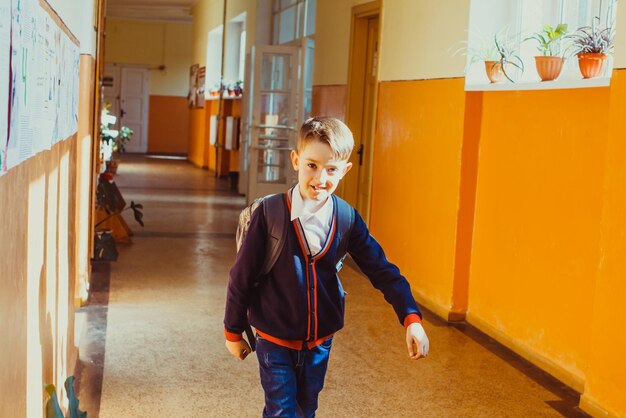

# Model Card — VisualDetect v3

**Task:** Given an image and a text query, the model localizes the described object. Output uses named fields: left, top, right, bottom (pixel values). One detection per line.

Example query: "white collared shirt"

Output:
left=290, top=187, right=334, bottom=256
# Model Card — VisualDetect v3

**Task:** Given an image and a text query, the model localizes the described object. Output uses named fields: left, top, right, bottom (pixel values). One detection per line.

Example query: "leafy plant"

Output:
left=44, top=376, right=87, bottom=418
left=464, top=28, right=524, bottom=83
left=100, top=105, right=134, bottom=154
left=493, top=32, right=525, bottom=82
left=568, top=17, right=615, bottom=55
left=95, top=173, right=144, bottom=227
left=526, top=23, right=568, bottom=56
left=567, top=0, right=616, bottom=56
left=93, top=172, right=144, bottom=261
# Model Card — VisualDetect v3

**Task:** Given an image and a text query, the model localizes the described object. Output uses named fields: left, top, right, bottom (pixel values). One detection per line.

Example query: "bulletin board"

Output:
left=0, top=0, right=80, bottom=176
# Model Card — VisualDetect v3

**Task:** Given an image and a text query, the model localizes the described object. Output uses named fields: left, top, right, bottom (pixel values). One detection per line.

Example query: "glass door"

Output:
left=247, top=45, right=299, bottom=202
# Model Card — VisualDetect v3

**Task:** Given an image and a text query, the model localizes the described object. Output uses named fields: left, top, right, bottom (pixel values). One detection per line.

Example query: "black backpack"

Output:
left=235, top=191, right=355, bottom=350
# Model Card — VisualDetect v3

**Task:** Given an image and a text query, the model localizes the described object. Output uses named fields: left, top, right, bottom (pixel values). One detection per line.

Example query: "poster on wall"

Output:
left=2, top=0, right=80, bottom=175
left=196, top=66, right=206, bottom=109
left=188, top=64, right=199, bottom=108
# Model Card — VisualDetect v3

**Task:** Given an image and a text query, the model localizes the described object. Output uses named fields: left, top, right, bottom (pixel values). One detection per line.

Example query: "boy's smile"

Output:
left=291, top=140, right=353, bottom=202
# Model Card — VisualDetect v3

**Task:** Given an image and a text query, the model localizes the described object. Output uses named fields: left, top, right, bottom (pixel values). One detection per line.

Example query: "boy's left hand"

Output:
left=406, top=322, right=429, bottom=360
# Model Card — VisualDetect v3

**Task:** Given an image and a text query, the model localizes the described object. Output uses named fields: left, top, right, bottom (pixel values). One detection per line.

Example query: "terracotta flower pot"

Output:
left=534, top=56, right=564, bottom=81
left=577, top=53, right=607, bottom=78
left=484, top=61, right=504, bottom=83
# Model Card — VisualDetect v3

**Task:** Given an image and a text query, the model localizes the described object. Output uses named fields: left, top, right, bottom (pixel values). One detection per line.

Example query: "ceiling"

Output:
left=106, top=0, right=201, bottom=23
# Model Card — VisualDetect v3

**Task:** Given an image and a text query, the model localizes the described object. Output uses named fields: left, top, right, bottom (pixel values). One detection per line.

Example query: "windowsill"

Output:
left=465, top=77, right=612, bottom=92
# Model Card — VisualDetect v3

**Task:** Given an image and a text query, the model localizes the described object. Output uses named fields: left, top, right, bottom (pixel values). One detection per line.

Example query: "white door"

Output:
left=103, top=64, right=121, bottom=129
left=120, top=67, right=149, bottom=153
left=247, top=45, right=299, bottom=203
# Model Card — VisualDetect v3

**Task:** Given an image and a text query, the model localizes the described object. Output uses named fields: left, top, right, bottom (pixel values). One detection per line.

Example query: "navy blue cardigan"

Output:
left=224, top=193, right=422, bottom=345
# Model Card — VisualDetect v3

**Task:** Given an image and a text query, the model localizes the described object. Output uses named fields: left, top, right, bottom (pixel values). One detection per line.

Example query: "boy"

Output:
left=224, top=117, right=429, bottom=417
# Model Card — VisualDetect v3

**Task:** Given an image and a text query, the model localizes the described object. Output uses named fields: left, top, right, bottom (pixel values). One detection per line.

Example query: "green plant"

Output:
left=95, top=173, right=144, bottom=227
left=568, top=18, right=615, bottom=55
left=93, top=172, right=144, bottom=261
left=232, top=80, right=243, bottom=96
left=526, top=23, right=568, bottom=56
left=466, top=28, right=524, bottom=83
left=100, top=106, right=134, bottom=154
left=567, top=0, right=616, bottom=56
left=44, top=376, right=87, bottom=418
left=493, top=31, right=524, bottom=82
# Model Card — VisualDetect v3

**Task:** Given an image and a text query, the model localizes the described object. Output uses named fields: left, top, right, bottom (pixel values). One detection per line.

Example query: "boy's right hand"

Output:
left=225, top=339, right=252, bottom=360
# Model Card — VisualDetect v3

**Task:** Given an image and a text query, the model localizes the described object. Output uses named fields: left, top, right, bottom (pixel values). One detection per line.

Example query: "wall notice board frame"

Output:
left=1, top=0, right=80, bottom=176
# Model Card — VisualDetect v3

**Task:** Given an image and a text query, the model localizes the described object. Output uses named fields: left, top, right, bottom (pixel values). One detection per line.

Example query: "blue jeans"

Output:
left=256, top=335, right=333, bottom=418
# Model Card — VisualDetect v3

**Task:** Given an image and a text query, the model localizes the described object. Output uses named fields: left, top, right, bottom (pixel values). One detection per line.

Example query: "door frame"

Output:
left=344, top=1, right=381, bottom=224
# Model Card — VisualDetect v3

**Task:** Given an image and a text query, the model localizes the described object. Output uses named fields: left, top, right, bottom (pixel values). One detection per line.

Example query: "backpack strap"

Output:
left=332, top=194, right=355, bottom=272
left=245, top=192, right=288, bottom=352
left=261, top=193, right=288, bottom=275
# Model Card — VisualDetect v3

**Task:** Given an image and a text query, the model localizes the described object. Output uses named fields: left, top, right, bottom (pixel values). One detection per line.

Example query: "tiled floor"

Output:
left=75, top=154, right=589, bottom=417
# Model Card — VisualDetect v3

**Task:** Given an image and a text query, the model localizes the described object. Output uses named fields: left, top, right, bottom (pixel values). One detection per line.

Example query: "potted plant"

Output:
left=232, top=80, right=243, bottom=97
left=94, top=171, right=144, bottom=260
left=466, top=29, right=524, bottom=83
left=209, top=82, right=221, bottom=98
left=100, top=106, right=133, bottom=174
left=568, top=17, right=615, bottom=78
left=526, top=23, right=568, bottom=81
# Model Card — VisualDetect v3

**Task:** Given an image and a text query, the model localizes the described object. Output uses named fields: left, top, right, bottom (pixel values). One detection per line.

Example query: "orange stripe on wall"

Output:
left=450, top=90, right=483, bottom=321
left=148, top=96, right=190, bottom=155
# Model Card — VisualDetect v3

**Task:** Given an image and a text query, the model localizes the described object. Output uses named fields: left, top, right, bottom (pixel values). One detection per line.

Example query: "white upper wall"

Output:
left=614, top=2, right=626, bottom=68
left=314, top=0, right=469, bottom=85
left=313, top=0, right=372, bottom=86
left=45, top=0, right=97, bottom=56
left=378, top=0, right=469, bottom=82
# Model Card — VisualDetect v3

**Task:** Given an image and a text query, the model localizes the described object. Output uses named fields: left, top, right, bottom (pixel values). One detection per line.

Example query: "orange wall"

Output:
left=369, top=73, right=626, bottom=416
left=370, top=78, right=466, bottom=318
left=580, top=70, right=626, bottom=417
left=202, top=98, right=242, bottom=176
left=188, top=108, right=207, bottom=167
left=467, top=86, right=609, bottom=391
left=148, top=96, right=190, bottom=155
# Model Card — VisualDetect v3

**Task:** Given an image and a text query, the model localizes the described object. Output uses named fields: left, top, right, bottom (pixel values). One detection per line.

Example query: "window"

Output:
left=465, top=0, right=618, bottom=90
left=272, top=0, right=316, bottom=120
left=272, top=0, right=315, bottom=45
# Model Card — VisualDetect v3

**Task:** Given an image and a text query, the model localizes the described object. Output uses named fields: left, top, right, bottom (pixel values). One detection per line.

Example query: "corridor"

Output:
left=76, top=155, right=588, bottom=418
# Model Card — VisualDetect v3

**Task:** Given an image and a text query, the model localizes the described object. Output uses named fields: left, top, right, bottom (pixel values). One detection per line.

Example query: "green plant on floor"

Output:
left=93, top=172, right=144, bottom=261
left=44, top=376, right=87, bottom=418
left=525, top=23, right=568, bottom=56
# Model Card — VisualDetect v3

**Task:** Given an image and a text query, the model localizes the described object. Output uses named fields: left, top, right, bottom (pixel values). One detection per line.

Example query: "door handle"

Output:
left=120, top=109, right=126, bottom=118
left=357, top=143, right=364, bottom=165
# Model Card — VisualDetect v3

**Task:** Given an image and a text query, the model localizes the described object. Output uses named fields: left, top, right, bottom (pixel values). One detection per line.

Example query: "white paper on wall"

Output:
left=3, top=0, right=80, bottom=174
left=0, top=1, right=11, bottom=174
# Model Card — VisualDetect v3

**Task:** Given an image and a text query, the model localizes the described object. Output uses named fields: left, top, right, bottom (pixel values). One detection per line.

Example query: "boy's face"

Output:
left=291, top=140, right=353, bottom=202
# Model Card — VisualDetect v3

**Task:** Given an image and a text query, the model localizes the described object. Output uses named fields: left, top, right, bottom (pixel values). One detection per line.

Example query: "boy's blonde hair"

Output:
left=298, top=116, right=354, bottom=161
